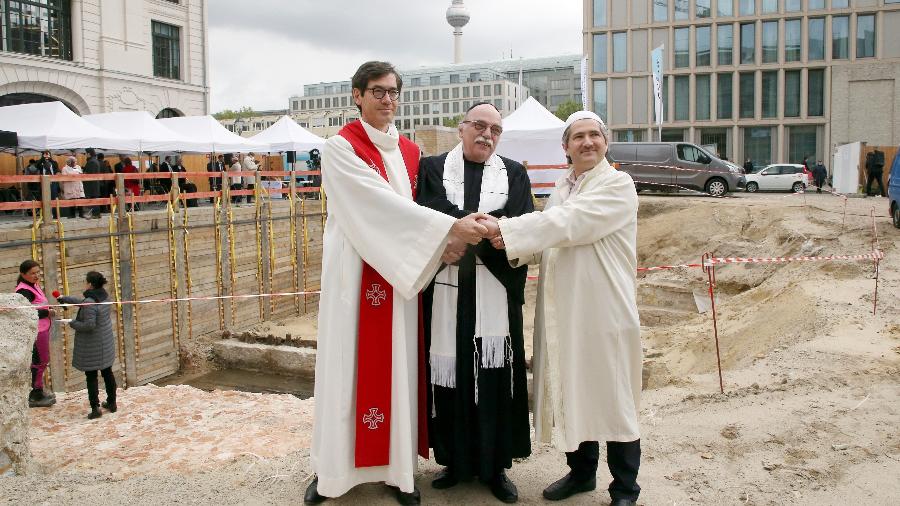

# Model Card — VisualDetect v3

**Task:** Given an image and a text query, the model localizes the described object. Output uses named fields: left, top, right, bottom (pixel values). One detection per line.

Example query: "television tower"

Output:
left=446, top=0, right=470, bottom=64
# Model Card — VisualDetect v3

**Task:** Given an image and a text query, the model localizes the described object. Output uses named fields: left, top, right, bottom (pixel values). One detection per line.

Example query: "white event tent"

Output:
left=0, top=101, right=140, bottom=152
left=495, top=97, right=568, bottom=195
left=85, top=111, right=207, bottom=153
left=158, top=115, right=266, bottom=153
left=249, top=115, right=326, bottom=153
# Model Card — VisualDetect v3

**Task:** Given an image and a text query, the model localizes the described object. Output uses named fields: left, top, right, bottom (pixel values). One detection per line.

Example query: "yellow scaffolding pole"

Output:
left=288, top=186, right=300, bottom=314
left=266, top=190, right=276, bottom=316
left=127, top=212, right=142, bottom=362
left=107, top=201, right=127, bottom=386
left=166, top=202, right=180, bottom=351
left=227, top=201, right=237, bottom=327
left=55, top=218, right=70, bottom=385
left=182, top=204, right=194, bottom=341
left=213, top=197, right=225, bottom=330
left=301, top=197, right=310, bottom=314
left=254, top=185, right=264, bottom=321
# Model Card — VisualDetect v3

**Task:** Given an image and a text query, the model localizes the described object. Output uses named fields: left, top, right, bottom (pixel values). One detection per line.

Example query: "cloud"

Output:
left=208, top=1, right=582, bottom=111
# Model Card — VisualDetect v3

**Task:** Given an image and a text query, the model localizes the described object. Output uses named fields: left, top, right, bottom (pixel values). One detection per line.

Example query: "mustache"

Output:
left=475, top=137, right=494, bottom=148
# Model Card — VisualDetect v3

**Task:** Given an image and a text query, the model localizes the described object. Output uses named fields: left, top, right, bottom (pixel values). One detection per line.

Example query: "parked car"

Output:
left=889, top=147, right=900, bottom=229
left=607, top=142, right=745, bottom=197
left=744, top=164, right=809, bottom=193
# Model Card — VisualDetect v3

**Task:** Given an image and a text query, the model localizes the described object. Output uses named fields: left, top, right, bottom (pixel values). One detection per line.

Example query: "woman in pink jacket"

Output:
left=15, top=259, right=57, bottom=408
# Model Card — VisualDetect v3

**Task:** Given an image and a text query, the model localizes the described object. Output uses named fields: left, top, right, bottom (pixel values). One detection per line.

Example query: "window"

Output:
left=341, top=84, right=350, bottom=93
left=593, top=33, right=608, bottom=73
left=473, top=86, right=480, bottom=98
left=551, top=79, right=568, bottom=90
left=675, top=0, right=688, bottom=20
left=494, top=98, right=503, bottom=110
left=784, top=70, right=800, bottom=117
left=717, top=73, right=733, bottom=119
left=324, top=85, right=334, bottom=94
left=760, top=0, right=776, bottom=13
left=3, top=0, right=73, bottom=59
left=442, top=88, right=450, bottom=99
left=495, top=84, right=502, bottom=95
left=696, top=74, right=711, bottom=120
left=615, top=130, right=645, bottom=142
left=718, top=24, right=734, bottom=65
left=808, top=68, right=824, bottom=117
left=740, top=22, right=755, bottom=64
left=593, top=0, right=607, bottom=26
left=784, top=19, right=801, bottom=62
left=739, top=0, right=754, bottom=16
left=342, top=97, right=348, bottom=107
left=678, top=144, right=708, bottom=162
left=761, top=21, right=778, bottom=63
left=452, top=87, right=459, bottom=99
left=412, top=105, right=420, bottom=115
left=697, top=26, right=711, bottom=66
left=784, top=0, right=800, bottom=12
left=152, top=21, right=181, bottom=79
left=593, top=80, right=607, bottom=119
left=662, top=76, right=669, bottom=122
left=807, top=0, right=824, bottom=10
left=613, top=32, right=627, bottom=72
left=443, top=103, right=449, bottom=113
left=674, top=75, right=689, bottom=121
left=718, top=0, right=733, bottom=17
left=300, top=100, right=306, bottom=110
left=856, top=15, right=875, bottom=58
left=484, top=85, right=491, bottom=96
left=450, top=74, right=460, bottom=84
left=403, top=91, right=410, bottom=102
left=761, top=71, right=777, bottom=118
left=423, top=90, right=430, bottom=100
left=411, top=77, right=421, bottom=87
left=462, top=87, right=469, bottom=98
left=316, top=98, right=322, bottom=108
left=653, top=0, right=668, bottom=22
left=739, top=72, right=754, bottom=118
left=808, top=18, right=825, bottom=61
left=744, top=127, right=773, bottom=166
left=675, top=28, right=690, bottom=68
left=325, top=98, right=331, bottom=108
left=832, top=16, right=849, bottom=59
left=696, top=0, right=711, bottom=18
left=453, top=102, right=460, bottom=113
left=832, top=0, right=848, bottom=6
left=469, top=72, right=480, bottom=82
left=403, top=105, right=410, bottom=116
left=412, top=90, right=420, bottom=101
left=788, top=126, right=818, bottom=166
left=430, top=76, right=441, bottom=85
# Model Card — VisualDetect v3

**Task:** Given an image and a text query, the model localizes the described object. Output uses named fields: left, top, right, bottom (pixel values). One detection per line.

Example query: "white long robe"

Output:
left=499, top=159, right=642, bottom=452
left=311, top=121, right=457, bottom=496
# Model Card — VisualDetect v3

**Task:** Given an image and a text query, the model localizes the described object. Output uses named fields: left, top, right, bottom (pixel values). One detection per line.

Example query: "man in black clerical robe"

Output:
left=416, top=102, right=533, bottom=504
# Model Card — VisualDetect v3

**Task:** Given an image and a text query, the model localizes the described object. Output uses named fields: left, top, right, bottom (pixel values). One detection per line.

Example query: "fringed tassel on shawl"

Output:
left=473, top=337, right=479, bottom=405
left=430, top=353, right=456, bottom=388
left=480, top=335, right=508, bottom=368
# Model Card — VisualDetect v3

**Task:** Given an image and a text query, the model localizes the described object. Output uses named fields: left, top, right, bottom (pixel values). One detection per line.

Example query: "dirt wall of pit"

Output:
left=0, top=293, right=35, bottom=476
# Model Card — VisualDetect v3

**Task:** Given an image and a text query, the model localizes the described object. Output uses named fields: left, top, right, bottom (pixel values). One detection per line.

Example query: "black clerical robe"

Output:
left=416, top=152, right=533, bottom=481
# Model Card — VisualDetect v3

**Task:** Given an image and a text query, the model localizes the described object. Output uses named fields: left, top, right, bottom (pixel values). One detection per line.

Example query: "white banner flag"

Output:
left=651, top=45, right=664, bottom=127
left=580, top=55, right=589, bottom=111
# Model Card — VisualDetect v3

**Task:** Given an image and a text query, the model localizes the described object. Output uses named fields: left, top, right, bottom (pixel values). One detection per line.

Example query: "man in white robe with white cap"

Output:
left=482, top=110, right=642, bottom=506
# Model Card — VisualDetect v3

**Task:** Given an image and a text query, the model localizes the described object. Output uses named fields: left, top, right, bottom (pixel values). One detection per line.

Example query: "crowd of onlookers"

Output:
left=0, top=151, right=312, bottom=217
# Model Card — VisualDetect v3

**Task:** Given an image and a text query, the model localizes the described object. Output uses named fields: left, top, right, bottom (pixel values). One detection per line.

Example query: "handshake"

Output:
left=442, top=213, right=505, bottom=264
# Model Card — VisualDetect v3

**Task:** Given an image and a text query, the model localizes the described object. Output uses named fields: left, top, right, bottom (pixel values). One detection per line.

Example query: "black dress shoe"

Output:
left=391, top=485, right=421, bottom=505
left=102, top=401, right=117, bottom=413
left=489, top=471, right=518, bottom=503
left=431, top=467, right=459, bottom=489
left=304, top=477, right=327, bottom=505
left=610, top=499, right=637, bottom=506
left=542, top=473, right=596, bottom=501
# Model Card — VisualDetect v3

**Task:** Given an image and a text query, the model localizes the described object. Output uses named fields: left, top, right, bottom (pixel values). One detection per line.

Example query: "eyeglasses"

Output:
left=366, top=87, right=401, bottom=101
left=461, top=120, right=503, bottom=137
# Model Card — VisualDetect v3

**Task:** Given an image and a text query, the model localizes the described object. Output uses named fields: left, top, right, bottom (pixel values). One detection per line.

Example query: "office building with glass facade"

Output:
left=585, top=0, right=900, bottom=166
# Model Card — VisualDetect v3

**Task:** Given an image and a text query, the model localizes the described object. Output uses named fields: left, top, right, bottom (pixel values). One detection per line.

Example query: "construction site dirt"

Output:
left=1, top=192, right=898, bottom=505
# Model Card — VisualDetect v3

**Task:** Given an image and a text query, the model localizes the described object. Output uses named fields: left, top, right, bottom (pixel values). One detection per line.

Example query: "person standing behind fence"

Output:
left=207, top=154, right=225, bottom=203
left=228, top=154, right=243, bottom=204
left=82, top=148, right=103, bottom=219
left=60, top=156, right=86, bottom=218
left=97, top=153, right=115, bottom=212
left=57, top=271, right=117, bottom=420
left=812, top=160, right=827, bottom=194
left=865, top=150, right=886, bottom=197
left=15, top=260, right=57, bottom=408
left=242, top=152, right=258, bottom=204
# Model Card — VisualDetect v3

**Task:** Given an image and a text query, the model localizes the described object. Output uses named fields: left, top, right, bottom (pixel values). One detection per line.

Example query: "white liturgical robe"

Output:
left=499, top=159, right=642, bottom=452
left=311, top=120, right=456, bottom=497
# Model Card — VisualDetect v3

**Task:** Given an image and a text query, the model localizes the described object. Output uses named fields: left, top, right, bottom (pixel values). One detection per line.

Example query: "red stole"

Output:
left=337, top=120, right=429, bottom=467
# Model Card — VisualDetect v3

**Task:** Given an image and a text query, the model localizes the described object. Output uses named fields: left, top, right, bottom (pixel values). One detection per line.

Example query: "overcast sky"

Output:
left=208, top=0, right=583, bottom=113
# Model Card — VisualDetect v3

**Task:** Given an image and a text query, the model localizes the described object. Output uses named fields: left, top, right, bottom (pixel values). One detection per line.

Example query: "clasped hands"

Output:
left=442, top=213, right=505, bottom=264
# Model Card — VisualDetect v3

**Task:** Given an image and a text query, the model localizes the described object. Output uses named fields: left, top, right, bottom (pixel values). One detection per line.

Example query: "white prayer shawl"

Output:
left=499, top=159, right=642, bottom=452
left=311, top=120, right=456, bottom=497
left=429, top=144, right=510, bottom=397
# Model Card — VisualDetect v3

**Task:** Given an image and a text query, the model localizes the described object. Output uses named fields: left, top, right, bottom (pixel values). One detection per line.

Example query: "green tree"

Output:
left=553, top=100, right=583, bottom=121
left=212, top=106, right=256, bottom=120
left=442, top=114, right=464, bottom=128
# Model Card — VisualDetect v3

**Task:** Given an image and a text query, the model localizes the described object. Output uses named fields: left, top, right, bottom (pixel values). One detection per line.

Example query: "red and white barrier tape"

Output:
left=703, top=251, right=884, bottom=268
left=0, top=290, right=322, bottom=311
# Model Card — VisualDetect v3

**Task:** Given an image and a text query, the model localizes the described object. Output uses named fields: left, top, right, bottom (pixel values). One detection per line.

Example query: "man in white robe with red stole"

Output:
left=306, top=61, right=490, bottom=506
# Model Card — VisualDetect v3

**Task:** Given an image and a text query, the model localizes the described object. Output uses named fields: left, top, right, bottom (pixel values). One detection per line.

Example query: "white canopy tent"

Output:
left=85, top=111, right=207, bottom=152
left=158, top=115, right=267, bottom=153
left=495, top=97, right=568, bottom=194
left=248, top=115, right=326, bottom=153
left=0, top=101, right=140, bottom=151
